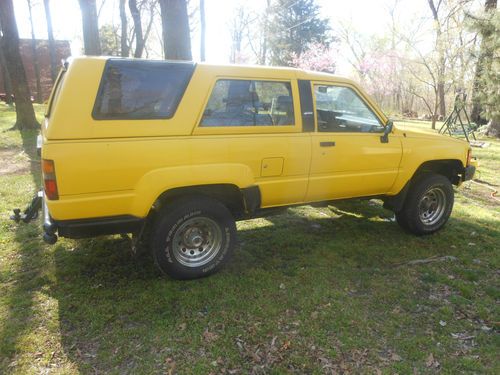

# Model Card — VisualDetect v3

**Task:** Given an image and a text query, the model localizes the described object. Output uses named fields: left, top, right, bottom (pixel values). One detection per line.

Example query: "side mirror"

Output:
left=380, top=120, right=393, bottom=143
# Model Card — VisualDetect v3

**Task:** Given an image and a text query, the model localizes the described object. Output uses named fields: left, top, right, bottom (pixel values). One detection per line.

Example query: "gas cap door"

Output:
left=261, top=157, right=284, bottom=177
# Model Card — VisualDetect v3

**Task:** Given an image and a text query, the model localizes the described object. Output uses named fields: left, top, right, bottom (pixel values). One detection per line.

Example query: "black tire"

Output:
left=396, top=173, right=454, bottom=235
left=151, top=195, right=237, bottom=279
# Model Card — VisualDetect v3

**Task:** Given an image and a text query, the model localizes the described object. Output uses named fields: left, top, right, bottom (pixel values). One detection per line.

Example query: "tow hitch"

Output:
left=11, top=190, right=43, bottom=223
left=10, top=190, right=58, bottom=244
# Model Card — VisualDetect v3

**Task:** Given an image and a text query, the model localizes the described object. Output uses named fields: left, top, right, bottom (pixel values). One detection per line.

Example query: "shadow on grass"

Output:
left=0, top=127, right=44, bottom=368
left=40, top=200, right=498, bottom=372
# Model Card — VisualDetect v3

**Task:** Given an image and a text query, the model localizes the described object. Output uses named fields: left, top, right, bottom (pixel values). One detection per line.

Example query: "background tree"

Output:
left=129, top=0, right=144, bottom=57
left=159, top=0, right=192, bottom=60
left=78, top=0, right=102, bottom=55
left=43, top=0, right=58, bottom=82
left=427, top=0, right=447, bottom=119
left=228, top=5, right=251, bottom=63
left=0, top=46, right=13, bottom=105
left=27, top=0, right=42, bottom=103
left=470, top=0, right=497, bottom=126
left=200, top=0, right=206, bottom=61
left=471, top=0, right=499, bottom=136
left=289, top=42, right=336, bottom=72
left=99, top=24, right=120, bottom=55
left=119, top=0, right=129, bottom=57
left=268, top=0, right=331, bottom=66
left=0, top=0, right=39, bottom=130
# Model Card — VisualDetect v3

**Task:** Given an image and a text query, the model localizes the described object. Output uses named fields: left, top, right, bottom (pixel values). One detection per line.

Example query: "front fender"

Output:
left=131, top=163, right=255, bottom=217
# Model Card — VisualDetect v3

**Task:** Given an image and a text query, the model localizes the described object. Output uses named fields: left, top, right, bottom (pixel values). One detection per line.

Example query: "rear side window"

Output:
left=93, top=60, right=194, bottom=120
left=200, top=79, right=295, bottom=126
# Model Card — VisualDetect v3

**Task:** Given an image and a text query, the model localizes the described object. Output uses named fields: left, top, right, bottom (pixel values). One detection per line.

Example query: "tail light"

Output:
left=467, top=149, right=472, bottom=166
left=42, top=159, right=59, bottom=200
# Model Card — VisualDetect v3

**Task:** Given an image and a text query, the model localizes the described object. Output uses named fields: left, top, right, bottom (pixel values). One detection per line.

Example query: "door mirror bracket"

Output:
left=380, top=120, right=393, bottom=143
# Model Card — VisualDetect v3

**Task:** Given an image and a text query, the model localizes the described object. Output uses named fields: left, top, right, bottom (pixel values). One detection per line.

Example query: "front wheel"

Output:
left=396, top=174, right=454, bottom=235
left=151, top=196, right=237, bottom=279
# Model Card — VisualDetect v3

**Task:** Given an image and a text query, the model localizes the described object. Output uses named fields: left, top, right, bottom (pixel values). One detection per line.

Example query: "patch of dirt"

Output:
left=0, top=148, right=34, bottom=176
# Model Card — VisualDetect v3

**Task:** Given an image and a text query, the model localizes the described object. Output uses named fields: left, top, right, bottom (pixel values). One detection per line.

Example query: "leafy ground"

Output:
left=0, top=104, right=498, bottom=374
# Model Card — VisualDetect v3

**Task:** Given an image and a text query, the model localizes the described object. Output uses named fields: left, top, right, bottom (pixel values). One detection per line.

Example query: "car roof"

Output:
left=72, top=56, right=355, bottom=85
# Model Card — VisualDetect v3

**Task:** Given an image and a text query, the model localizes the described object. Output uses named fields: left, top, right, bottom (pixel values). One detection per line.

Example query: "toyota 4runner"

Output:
left=12, top=57, right=476, bottom=279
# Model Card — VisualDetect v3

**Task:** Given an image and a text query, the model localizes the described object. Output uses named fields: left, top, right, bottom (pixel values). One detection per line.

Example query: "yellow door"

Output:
left=193, top=77, right=311, bottom=208
left=306, top=83, right=402, bottom=201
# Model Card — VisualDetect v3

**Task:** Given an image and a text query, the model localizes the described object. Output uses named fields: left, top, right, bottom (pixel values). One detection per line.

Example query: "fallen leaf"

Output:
left=425, top=353, right=440, bottom=368
left=391, top=353, right=402, bottom=361
left=203, top=330, right=219, bottom=343
left=281, top=340, right=291, bottom=351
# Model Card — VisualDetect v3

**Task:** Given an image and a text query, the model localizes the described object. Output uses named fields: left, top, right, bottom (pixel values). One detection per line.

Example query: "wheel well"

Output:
left=153, top=184, right=246, bottom=218
left=413, top=159, right=464, bottom=185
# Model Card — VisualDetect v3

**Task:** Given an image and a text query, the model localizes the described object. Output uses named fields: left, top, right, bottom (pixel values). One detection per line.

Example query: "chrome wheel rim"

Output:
left=418, top=187, right=447, bottom=225
left=171, top=217, right=222, bottom=268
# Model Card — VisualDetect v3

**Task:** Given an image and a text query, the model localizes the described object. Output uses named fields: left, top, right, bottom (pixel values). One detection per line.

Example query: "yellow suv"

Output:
left=14, top=57, right=476, bottom=279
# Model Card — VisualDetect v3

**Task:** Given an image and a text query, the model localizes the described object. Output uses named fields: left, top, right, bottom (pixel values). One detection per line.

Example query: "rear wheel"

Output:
left=396, top=173, right=454, bottom=235
left=151, top=196, right=236, bottom=279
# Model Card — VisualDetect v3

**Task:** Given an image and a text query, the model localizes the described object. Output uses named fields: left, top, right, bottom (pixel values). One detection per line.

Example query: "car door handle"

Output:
left=320, top=141, right=335, bottom=147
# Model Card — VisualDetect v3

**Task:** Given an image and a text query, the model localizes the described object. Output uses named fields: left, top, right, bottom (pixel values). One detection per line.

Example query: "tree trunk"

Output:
left=159, top=0, right=192, bottom=60
left=27, top=0, right=42, bottom=103
left=43, top=0, right=58, bottom=82
left=427, top=0, right=446, bottom=119
left=129, top=0, right=144, bottom=58
left=259, top=0, right=271, bottom=64
left=431, top=94, right=439, bottom=130
left=78, top=0, right=101, bottom=55
left=471, top=0, right=497, bottom=125
left=119, top=0, right=129, bottom=57
left=200, top=0, right=206, bottom=61
left=437, top=81, right=445, bottom=119
left=0, top=46, right=13, bottom=104
left=0, top=0, right=39, bottom=130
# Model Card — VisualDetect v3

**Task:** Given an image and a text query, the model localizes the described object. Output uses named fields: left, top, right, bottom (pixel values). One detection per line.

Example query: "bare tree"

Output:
left=0, top=0, right=39, bottom=130
left=159, top=0, right=192, bottom=60
left=78, top=0, right=102, bottom=55
left=228, top=6, right=251, bottom=63
left=119, top=0, right=129, bottom=57
left=246, top=0, right=272, bottom=65
left=129, top=0, right=144, bottom=57
left=427, top=0, right=447, bottom=119
left=200, top=0, right=206, bottom=61
left=27, top=0, right=42, bottom=103
left=43, top=0, right=58, bottom=82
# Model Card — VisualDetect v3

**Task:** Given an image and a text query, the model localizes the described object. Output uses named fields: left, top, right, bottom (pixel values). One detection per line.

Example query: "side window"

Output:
left=93, top=60, right=194, bottom=120
left=200, top=79, right=295, bottom=126
left=314, top=85, right=384, bottom=133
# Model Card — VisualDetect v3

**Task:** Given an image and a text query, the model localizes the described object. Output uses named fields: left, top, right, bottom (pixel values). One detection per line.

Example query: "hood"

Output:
left=393, top=125, right=469, bottom=146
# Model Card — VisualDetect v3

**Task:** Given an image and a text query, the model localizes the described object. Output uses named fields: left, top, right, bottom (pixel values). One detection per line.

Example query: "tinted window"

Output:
left=314, top=85, right=383, bottom=133
left=200, top=80, right=295, bottom=126
left=93, top=60, right=194, bottom=120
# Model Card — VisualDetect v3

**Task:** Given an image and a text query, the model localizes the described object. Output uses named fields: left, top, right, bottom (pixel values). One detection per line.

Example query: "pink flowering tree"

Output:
left=289, top=42, right=337, bottom=73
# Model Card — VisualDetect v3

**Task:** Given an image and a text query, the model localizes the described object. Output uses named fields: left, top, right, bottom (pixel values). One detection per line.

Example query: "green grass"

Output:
left=1, top=104, right=499, bottom=374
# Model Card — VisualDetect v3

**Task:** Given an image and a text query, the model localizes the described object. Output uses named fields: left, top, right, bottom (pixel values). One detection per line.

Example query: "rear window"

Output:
left=92, top=60, right=195, bottom=120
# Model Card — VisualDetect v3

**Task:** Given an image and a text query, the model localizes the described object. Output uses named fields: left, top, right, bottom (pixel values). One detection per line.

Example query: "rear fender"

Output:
left=131, top=163, right=255, bottom=217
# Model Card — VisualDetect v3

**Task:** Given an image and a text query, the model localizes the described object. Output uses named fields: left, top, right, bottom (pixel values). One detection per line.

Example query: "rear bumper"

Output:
left=463, top=165, right=476, bottom=181
left=43, top=197, right=144, bottom=241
